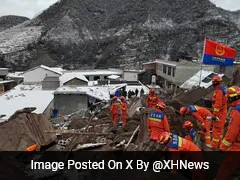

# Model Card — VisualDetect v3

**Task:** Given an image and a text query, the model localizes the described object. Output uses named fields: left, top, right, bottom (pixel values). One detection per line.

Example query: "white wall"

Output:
left=123, top=72, right=138, bottom=81
left=24, top=67, right=60, bottom=84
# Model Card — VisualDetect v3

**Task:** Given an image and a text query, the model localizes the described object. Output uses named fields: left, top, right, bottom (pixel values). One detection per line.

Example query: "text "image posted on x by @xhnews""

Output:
left=31, top=159, right=210, bottom=172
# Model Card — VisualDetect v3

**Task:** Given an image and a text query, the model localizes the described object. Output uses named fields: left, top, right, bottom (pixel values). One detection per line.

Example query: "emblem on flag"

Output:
left=202, top=39, right=236, bottom=66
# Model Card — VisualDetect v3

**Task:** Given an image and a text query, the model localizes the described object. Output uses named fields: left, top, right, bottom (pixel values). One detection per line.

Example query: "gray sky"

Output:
left=0, top=0, right=240, bottom=19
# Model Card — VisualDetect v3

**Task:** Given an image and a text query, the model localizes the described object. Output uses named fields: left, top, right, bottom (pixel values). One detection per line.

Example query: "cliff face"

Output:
left=0, top=0, right=240, bottom=71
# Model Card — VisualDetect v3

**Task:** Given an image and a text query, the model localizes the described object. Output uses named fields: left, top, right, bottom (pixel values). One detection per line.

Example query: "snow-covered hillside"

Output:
left=0, top=0, right=240, bottom=70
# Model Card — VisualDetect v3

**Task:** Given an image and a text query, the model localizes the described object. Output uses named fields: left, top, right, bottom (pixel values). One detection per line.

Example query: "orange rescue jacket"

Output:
left=188, top=105, right=212, bottom=128
left=111, top=99, right=122, bottom=114
left=220, top=102, right=240, bottom=151
left=212, top=85, right=228, bottom=113
left=148, top=109, right=170, bottom=140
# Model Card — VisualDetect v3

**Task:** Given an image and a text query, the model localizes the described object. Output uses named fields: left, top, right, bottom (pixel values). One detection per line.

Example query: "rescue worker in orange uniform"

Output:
left=148, top=102, right=170, bottom=141
left=180, top=105, right=212, bottom=147
left=157, top=132, right=203, bottom=180
left=211, top=75, right=228, bottom=149
left=219, top=86, right=240, bottom=151
left=215, top=86, right=240, bottom=180
left=158, top=132, right=201, bottom=151
left=146, top=88, right=159, bottom=108
left=120, top=96, right=128, bottom=127
left=182, top=120, right=197, bottom=142
left=25, top=144, right=38, bottom=151
left=110, top=96, right=122, bottom=126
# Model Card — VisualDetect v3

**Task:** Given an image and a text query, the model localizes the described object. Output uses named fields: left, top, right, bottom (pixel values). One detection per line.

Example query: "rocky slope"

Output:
left=0, top=0, right=240, bottom=71
left=0, top=15, right=29, bottom=32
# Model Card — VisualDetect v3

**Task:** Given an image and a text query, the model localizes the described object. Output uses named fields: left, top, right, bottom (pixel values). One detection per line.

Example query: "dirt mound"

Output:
left=68, top=117, right=88, bottom=129
left=0, top=111, right=57, bottom=151
left=172, top=87, right=209, bottom=105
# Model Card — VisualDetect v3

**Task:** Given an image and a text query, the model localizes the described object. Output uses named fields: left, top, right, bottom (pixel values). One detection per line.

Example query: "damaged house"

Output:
left=54, top=84, right=127, bottom=115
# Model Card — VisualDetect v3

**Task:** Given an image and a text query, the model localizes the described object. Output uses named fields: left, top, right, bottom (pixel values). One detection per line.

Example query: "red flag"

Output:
left=203, top=39, right=236, bottom=66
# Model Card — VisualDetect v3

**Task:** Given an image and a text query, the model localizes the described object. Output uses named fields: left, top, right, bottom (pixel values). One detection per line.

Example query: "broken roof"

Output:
left=60, top=72, right=89, bottom=86
left=0, top=88, right=54, bottom=121
left=54, top=84, right=127, bottom=101
left=180, top=70, right=224, bottom=89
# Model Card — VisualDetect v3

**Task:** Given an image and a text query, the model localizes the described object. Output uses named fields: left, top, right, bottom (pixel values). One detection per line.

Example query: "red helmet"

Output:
left=182, top=120, right=193, bottom=129
left=179, top=106, right=190, bottom=116
left=212, top=75, right=222, bottom=85
left=156, top=102, right=166, bottom=110
left=150, top=88, right=155, bottom=94
left=158, top=132, right=171, bottom=144
left=120, top=96, right=125, bottom=101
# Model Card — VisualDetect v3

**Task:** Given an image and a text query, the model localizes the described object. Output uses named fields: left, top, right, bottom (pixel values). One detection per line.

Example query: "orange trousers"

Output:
left=211, top=109, right=227, bottom=149
left=121, top=112, right=127, bottom=125
left=199, top=121, right=211, bottom=146
left=112, top=113, right=118, bottom=126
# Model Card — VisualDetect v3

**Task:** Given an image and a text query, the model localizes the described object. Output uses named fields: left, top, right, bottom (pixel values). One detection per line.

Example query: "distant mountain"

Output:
left=0, top=0, right=240, bottom=71
left=0, top=15, right=29, bottom=32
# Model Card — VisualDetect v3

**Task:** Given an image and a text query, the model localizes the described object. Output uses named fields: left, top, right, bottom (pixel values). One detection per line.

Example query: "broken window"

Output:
left=202, top=73, right=216, bottom=83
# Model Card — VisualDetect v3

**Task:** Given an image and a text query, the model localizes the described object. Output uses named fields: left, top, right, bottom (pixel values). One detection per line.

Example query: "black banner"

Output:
left=0, top=151, right=239, bottom=180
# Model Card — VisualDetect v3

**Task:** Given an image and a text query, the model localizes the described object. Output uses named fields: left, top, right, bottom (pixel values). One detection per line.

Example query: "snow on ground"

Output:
left=0, top=88, right=54, bottom=121
left=180, top=70, right=224, bottom=90
left=88, top=81, right=98, bottom=86
left=0, top=26, right=42, bottom=54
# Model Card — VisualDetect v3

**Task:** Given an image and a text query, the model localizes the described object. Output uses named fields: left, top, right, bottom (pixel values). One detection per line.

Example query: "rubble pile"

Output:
left=0, top=108, right=57, bottom=151
left=0, top=85, right=212, bottom=152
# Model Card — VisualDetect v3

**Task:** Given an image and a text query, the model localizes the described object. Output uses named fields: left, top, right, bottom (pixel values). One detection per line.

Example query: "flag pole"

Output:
left=199, top=37, right=206, bottom=86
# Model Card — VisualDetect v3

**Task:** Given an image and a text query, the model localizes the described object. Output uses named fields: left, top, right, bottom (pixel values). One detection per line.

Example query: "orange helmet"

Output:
left=182, top=120, right=193, bottom=129
left=227, top=86, right=240, bottom=106
left=150, top=88, right=155, bottom=94
left=120, top=96, right=125, bottom=101
left=156, top=102, right=166, bottom=110
left=212, top=75, right=222, bottom=85
left=179, top=106, right=190, bottom=116
left=158, top=132, right=171, bottom=144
